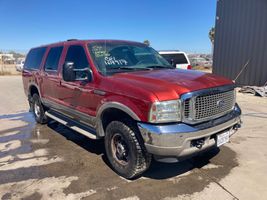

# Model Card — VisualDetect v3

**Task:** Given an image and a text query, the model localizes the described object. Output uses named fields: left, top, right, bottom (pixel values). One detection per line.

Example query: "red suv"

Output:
left=22, top=39, right=241, bottom=179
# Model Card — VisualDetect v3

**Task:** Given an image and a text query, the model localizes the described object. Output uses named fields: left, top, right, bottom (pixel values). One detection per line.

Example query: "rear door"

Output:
left=22, top=47, right=47, bottom=97
left=41, top=46, right=63, bottom=102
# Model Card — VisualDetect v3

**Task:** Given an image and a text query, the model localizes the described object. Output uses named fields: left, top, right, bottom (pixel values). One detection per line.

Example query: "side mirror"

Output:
left=63, top=62, right=93, bottom=82
left=63, top=62, right=75, bottom=82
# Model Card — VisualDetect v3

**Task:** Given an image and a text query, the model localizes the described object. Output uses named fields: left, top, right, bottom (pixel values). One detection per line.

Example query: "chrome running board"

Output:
left=45, top=110, right=97, bottom=140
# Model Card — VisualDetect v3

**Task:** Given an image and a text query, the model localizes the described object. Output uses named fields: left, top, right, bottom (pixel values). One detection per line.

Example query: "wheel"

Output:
left=32, top=94, right=48, bottom=124
left=105, top=120, right=151, bottom=179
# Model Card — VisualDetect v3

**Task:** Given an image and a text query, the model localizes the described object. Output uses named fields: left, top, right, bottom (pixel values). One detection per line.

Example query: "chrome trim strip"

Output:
left=93, top=89, right=106, bottom=96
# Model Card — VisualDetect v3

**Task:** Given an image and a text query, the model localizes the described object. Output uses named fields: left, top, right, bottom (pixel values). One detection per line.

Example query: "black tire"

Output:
left=105, top=120, right=151, bottom=179
left=32, top=94, right=48, bottom=124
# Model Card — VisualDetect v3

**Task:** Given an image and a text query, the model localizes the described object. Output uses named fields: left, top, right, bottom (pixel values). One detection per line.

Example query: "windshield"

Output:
left=88, top=42, right=172, bottom=75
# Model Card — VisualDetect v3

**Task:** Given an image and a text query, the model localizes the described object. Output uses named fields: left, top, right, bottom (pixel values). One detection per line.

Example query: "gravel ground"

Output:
left=0, top=76, right=267, bottom=200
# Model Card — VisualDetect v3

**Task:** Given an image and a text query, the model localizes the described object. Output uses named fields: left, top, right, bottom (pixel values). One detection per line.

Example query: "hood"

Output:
left=109, top=69, right=234, bottom=101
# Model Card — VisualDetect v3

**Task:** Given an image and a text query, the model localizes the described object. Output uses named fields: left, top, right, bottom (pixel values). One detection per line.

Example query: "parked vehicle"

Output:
left=191, top=57, right=212, bottom=67
left=22, top=39, right=241, bottom=179
left=158, top=50, right=191, bottom=69
left=16, top=60, right=25, bottom=72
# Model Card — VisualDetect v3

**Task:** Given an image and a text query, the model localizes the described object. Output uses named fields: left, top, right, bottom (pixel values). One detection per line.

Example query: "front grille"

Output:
left=183, top=89, right=235, bottom=123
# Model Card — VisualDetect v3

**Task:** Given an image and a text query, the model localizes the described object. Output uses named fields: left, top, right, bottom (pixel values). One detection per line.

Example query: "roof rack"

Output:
left=66, top=39, right=78, bottom=41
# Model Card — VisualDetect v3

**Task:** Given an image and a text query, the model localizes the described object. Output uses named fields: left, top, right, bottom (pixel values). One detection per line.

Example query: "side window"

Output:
left=24, top=47, right=47, bottom=70
left=44, top=46, right=63, bottom=71
left=65, top=45, right=89, bottom=69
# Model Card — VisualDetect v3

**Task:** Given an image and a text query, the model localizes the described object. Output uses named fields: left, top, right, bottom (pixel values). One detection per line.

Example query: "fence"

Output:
left=0, top=64, right=20, bottom=75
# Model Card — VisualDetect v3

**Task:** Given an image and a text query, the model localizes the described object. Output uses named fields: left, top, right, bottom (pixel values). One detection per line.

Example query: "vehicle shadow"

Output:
left=143, top=148, right=220, bottom=179
left=0, top=112, right=35, bottom=124
left=47, top=122, right=105, bottom=155
left=0, top=113, right=221, bottom=180
left=47, top=121, right=220, bottom=180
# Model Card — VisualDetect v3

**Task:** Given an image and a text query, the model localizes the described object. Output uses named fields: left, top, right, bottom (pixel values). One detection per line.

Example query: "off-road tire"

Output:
left=105, top=120, right=151, bottom=179
left=32, top=94, right=48, bottom=124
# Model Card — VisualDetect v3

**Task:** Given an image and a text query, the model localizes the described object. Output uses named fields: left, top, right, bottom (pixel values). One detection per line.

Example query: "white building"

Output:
left=0, top=53, right=15, bottom=64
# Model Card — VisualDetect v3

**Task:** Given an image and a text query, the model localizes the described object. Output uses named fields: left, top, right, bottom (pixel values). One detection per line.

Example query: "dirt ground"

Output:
left=0, top=76, right=267, bottom=200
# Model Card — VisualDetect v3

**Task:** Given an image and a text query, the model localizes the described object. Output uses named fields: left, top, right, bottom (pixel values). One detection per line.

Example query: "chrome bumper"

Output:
left=137, top=104, right=241, bottom=161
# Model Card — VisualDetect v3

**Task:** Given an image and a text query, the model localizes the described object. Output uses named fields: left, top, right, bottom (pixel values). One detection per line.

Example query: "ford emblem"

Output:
left=217, top=99, right=225, bottom=108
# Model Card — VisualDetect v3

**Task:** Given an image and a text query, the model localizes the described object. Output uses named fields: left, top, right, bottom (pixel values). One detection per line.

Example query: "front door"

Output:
left=58, top=45, right=96, bottom=126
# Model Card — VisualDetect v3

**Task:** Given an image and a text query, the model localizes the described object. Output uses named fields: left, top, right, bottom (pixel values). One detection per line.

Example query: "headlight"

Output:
left=149, top=100, right=181, bottom=123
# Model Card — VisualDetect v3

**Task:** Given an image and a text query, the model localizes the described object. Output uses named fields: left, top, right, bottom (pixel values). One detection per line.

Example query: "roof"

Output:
left=32, top=39, right=146, bottom=50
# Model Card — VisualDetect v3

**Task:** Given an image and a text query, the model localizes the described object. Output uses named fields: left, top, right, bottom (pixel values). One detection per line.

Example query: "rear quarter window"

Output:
left=24, top=47, right=47, bottom=70
left=161, top=53, right=188, bottom=64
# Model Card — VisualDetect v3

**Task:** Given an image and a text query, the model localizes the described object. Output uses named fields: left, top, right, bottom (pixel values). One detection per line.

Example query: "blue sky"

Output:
left=0, top=0, right=216, bottom=53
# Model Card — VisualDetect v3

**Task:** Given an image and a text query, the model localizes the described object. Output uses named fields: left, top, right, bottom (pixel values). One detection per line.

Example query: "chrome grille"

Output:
left=183, top=89, right=235, bottom=123
left=184, top=99, right=190, bottom=118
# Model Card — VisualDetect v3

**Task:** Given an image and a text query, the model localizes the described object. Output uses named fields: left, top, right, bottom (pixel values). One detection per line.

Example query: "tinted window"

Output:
left=44, top=46, right=63, bottom=71
left=65, top=45, right=89, bottom=69
left=24, top=47, right=47, bottom=70
left=161, top=53, right=188, bottom=64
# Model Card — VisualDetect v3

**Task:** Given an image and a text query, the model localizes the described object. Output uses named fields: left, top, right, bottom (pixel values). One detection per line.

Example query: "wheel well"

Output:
left=29, top=85, right=39, bottom=97
left=101, top=108, right=136, bottom=132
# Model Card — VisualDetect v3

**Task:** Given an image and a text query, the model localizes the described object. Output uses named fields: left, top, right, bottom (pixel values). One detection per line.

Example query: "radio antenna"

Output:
left=233, top=59, right=250, bottom=82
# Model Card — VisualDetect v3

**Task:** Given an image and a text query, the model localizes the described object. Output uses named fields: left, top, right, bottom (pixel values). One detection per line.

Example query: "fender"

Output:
left=96, top=102, right=141, bottom=137
left=28, top=83, right=42, bottom=101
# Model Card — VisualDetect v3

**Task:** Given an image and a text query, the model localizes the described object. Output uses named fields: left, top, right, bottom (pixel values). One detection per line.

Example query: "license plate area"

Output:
left=216, top=130, right=230, bottom=147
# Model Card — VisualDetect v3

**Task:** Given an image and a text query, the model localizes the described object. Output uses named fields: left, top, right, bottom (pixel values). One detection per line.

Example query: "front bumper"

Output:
left=137, top=104, right=241, bottom=161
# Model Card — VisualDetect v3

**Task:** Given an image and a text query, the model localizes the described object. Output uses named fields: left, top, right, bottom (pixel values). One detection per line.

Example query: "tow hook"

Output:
left=191, top=138, right=205, bottom=149
left=234, top=123, right=241, bottom=130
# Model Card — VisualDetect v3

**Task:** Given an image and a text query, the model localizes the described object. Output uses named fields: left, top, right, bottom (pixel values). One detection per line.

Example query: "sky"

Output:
left=0, top=0, right=216, bottom=53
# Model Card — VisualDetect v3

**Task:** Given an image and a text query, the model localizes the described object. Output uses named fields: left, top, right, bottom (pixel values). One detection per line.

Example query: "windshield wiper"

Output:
left=107, top=65, right=173, bottom=72
left=145, top=65, right=173, bottom=69
left=107, top=66, right=150, bottom=71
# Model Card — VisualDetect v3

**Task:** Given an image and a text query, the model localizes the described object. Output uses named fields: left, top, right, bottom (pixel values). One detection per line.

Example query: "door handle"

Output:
left=74, top=87, right=82, bottom=91
left=57, top=80, right=62, bottom=86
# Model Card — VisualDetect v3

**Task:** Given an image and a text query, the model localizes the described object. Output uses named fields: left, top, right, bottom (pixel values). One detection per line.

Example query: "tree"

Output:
left=8, top=51, right=24, bottom=59
left=209, top=27, right=215, bottom=45
left=143, top=40, right=150, bottom=46
left=209, top=27, right=215, bottom=55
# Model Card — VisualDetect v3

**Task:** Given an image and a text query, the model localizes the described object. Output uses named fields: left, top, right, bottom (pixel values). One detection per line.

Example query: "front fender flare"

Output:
left=96, top=102, right=141, bottom=137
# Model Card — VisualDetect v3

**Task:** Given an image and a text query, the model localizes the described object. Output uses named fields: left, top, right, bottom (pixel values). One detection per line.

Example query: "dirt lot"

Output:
left=0, top=76, right=267, bottom=200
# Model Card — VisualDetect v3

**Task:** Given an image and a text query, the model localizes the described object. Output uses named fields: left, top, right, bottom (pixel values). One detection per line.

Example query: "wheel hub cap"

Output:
left=111, top=134, right=129, bottom=165
left=116, top=143, right=126, bottom=159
